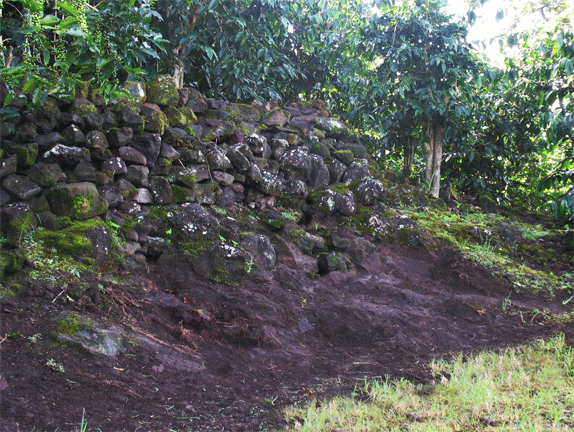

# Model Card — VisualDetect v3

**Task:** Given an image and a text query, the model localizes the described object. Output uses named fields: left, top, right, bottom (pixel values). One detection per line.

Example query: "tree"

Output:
left=362, top=1, right=480, bottom=197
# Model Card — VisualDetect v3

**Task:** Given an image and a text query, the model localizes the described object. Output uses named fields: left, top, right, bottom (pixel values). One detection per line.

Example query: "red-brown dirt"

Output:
left=1, top=233, right=573, bottom=431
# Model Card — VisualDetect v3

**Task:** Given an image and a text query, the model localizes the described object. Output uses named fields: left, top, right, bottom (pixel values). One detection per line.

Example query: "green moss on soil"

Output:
left=54, top=313, right=92, bottom=335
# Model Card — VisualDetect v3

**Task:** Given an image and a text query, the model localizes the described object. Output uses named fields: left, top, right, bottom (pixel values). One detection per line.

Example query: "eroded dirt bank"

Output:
left=1, top=233, right=572, bottom=432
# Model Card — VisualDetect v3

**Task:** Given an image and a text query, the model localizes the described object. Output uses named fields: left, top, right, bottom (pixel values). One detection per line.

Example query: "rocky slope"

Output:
left=1, top=76, right=573, bottom=431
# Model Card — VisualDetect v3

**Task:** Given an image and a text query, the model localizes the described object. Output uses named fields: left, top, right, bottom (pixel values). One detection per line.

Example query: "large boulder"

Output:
left=352, top=177, right=386, bottom=206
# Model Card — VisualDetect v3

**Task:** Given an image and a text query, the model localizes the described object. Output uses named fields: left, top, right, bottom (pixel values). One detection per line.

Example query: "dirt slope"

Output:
left=1, top=219, right=572, bottom=431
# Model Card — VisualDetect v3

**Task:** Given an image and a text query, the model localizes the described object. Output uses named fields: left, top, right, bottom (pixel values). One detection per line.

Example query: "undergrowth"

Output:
left=401, top=207, right=573, bottom=298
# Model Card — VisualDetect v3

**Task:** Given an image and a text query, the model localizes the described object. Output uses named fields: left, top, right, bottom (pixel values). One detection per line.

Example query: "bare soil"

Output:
left=1, top=227, right=573, bottom=431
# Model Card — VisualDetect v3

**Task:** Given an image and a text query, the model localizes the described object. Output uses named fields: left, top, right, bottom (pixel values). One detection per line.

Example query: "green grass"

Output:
left=284, top=334, right=574, bottom=431
left=401, top=208, right=573, bottom=297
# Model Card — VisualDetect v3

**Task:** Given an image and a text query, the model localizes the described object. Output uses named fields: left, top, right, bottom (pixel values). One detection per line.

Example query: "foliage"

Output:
left=1, top=0, right=572, bottom=219
left=0, top=0, right=167, bottom=105
left=354, top=1, right=481, bottom=197
left=149, top=0, right=369, bottom=102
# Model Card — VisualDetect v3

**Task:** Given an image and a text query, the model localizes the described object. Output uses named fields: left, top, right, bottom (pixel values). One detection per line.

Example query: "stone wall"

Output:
left=1, top=75, right=399, bottom=274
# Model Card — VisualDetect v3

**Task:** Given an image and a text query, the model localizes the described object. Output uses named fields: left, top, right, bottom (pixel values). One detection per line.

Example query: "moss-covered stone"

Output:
left=261, top=108, right=289, bottom=128
left=26, top=162, right=63, bottom=188
left=234, top=103, right=262, bottom=122
left=178, top=106, right=198, bottom=125
left=69, top=98, right=98, bottom=118
left=122, top=81, right=147, bottom=104
left=173, top=185, right=195, bottom=203
left=164, top=106, right=189, bottom=129
left=0, top=250, right=26, bottom=278
left=48, top=183, right=109, bottom=220
left=35, top=229, right=92, bottom=257
left=333, top=149, right=355, bottom=165
left=141, top=107, right=168, bottom=135
left=75, top=81, right=90, bottom=99
left=12, top=143, right=39, bottom=167
left=145, top=75, right=179, bottom=107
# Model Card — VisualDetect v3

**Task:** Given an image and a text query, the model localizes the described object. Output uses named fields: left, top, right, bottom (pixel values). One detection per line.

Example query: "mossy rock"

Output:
left=122, top=81, right=147, bottom=104
left=192, top=243, right=253, bottom=286
left=0, top=250, right=26, bottom=278
left=258, top=209, right=297, bottom=230
left=261, top=108, right=289, bottom=128
left=74, top=81, right=90, bottom=99
left=48, top=182, right=109, bottom=220
left=69, top=98, right=98, bottom=118
left=143, top=109, right=169, bottom=135
left=179, top=106, right=198, bottom=125
left=53, top=312, right=124, bottom=357
left=315, top=117, right=351, bottom=138
left=333, top=149, right=355, bottom=165
left=6, top=206, right=37, bottom=247
left=54, top=312, right=92, bottom=335
left=145, top=75, right=179, bottom=107
left=234, top=103, right=262, bottom=122
left=164, top=106, right=189, bottom=129
left=35, top=229, right=92, bottom=258
left=12, top=143, right=39, bottom=167
left=173, top=185, right=195, bottom=203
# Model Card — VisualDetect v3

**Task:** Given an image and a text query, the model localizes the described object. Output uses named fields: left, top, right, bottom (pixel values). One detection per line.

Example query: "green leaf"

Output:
left=22, top=79, right=38, bottom=94
left=56, top=17, right=80, bottom=33
left=565, top=60, right=573, bottom=76
left=18, top=0, right=43, bottom=13
left=39, top=15, right=61, bottom=28
left=204, top=47, right=217, bottom=61
left=57, top=2, right=81, bottom=17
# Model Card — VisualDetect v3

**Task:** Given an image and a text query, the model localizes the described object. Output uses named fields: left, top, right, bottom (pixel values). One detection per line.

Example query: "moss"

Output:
left=0, top=282, right=23, bottom=298
left=159, top=158, right=173, bottom=168
left=0, top=251, right=26, bottom=278
left=54, top=313, right=92, bottom=335
left=179, top=106, right=198, bottom=125
left=184, top=125, right=196, bottom=136
left=396, top=226, right=425, bottom=247
left=164, top=106, right=189, bottom=129
left=121, top=188, right=137, bottom=200
left=9, top=212, right=36, bottom=244
left=81, top=256, right=97, bottom=267
left=173, top=185, right=194, bottom=203
left=150, top=110, right=168, bottom=135
left=75, top=81, right=89, bottom=99
left=350, top=204, right=375, bottom=234
left=328, top=183, right=350, bottom=195
left=286, top=226, right=306, bottom=241
left=13, top=143, right=39, bottom=167
left=179, top=239, right=212, bottom=257
left=63, top=219, right=105, bottom=234
left=35, top=230, right=92, bottom=257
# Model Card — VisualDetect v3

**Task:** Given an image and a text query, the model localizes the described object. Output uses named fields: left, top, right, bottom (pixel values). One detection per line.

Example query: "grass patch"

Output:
left=401, top=208, right=573, bottom=297
left=285, top=334, right=574, bottom=431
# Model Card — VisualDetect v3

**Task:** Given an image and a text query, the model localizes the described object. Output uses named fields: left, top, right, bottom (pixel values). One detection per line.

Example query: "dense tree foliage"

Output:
left=0, top=0, right=572, bottom=219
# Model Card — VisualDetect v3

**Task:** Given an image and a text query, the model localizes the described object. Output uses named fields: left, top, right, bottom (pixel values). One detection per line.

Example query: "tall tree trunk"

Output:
left=424, top=117, right=444, bottom=198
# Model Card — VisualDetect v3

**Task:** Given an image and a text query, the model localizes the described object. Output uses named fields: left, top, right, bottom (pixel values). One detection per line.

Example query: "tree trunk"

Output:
left=173, top=45, right=186, bottom=88
left=424, top=117, right=444, bottom=198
